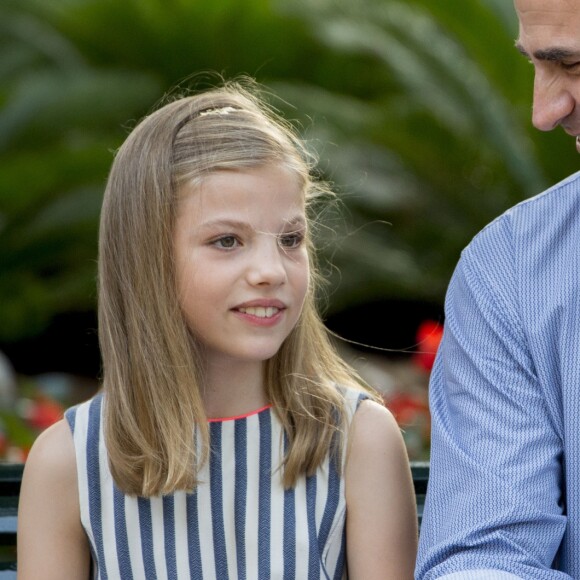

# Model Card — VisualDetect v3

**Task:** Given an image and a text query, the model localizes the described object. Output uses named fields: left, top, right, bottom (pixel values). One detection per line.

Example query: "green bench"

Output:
left=0, top=463, right=22, bottom=578
left=0, top=461, right=429, bottom=576
left=411, top=461, right=429, bottom=529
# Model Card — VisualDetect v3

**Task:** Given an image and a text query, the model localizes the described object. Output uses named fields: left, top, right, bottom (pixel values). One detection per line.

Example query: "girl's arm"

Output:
left=17, top=419, right=91, bottom=579
left=345, top=399, right=418, bottom=579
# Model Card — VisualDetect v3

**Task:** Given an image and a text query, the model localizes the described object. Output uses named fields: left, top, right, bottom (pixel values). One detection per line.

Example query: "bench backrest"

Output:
left=0, top=463, right=22, bottom=577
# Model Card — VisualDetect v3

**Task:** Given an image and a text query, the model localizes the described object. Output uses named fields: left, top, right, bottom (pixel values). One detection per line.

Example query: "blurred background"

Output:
left=0, top=0, right=578, bottom=462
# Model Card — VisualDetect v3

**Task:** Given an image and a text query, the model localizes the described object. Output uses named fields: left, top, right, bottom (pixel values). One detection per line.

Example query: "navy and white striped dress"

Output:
left=65, top=389, right=367, bottom=579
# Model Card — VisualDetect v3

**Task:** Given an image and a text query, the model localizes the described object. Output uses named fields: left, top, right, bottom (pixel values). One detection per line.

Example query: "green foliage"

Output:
left=1, top=0, right=578, bottom=342
left=273, top=0, right=578, bottom=307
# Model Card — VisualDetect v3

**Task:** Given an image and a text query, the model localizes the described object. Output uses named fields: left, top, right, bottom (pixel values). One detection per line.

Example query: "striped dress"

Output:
left=65, top=389, right=367, bottom=579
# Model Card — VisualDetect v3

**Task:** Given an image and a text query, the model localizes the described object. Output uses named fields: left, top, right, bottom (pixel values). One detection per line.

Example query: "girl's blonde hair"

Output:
left=99, top=79, right=378, bottom=496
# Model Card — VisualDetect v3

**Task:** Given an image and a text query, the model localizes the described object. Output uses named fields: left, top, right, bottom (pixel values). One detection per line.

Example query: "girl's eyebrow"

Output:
left=198, top=215, right=307, bottom=231
left=198, top=219, right=252, bottom=231
left=283, top=215, right=307, bottom=228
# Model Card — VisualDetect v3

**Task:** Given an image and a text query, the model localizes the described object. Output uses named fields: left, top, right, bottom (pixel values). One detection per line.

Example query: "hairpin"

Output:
left=197, top=106, right=240, bottom=117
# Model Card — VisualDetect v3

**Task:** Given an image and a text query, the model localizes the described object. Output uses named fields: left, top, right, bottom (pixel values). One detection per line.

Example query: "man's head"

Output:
left=514, top=0, right=580, bottom=153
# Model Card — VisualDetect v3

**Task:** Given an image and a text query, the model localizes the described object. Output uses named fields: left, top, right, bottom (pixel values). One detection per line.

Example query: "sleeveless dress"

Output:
left=65, top=388, right=368, bottom=580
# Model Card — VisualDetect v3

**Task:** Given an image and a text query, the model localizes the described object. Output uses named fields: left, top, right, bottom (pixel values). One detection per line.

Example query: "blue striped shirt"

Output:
left=416, top=171, right=580, bottom=578
left=66, top=389, right=366, bottom=579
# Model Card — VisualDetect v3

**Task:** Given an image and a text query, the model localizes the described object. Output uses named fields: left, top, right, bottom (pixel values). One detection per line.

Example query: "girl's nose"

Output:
left=246, top=238, right=287, bottom=287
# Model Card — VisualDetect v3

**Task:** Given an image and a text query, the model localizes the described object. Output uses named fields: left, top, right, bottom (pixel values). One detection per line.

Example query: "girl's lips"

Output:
left=232, top=304, right=286, bottom=327
left=237, top=305, right=281, bottom=318
left=233, top=298, right=286, bottom=310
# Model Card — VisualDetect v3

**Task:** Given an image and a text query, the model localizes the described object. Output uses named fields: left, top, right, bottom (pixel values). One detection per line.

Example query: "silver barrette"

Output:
left=198, top=106, right=240, bottom=117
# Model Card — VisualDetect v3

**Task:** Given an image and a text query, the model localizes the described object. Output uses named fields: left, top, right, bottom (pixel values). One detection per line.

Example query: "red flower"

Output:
left=413, top=320, right=444, bottom=372
left=384, top=392, right=430, bottom=428
left=27, top=396, right=64, bottom=431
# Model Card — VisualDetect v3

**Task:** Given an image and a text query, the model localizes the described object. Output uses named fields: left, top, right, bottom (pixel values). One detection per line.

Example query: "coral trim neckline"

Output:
left=207, top=404, right=273, bottom=423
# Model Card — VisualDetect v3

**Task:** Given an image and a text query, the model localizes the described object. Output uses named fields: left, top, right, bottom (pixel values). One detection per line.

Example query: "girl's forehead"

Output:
left=181, top=166, right=304, bottom=199
left=176, top=166, right=307, bottom=227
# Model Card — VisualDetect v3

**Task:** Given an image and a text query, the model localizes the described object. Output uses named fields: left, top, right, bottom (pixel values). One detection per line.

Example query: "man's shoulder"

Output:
left=504, top=169, right=580, bottom=221
left=468, top=170, right=580, bottom=255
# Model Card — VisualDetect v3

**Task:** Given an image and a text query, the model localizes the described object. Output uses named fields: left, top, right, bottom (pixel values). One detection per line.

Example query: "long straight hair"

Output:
left=98, top=79, right=378, bottom=496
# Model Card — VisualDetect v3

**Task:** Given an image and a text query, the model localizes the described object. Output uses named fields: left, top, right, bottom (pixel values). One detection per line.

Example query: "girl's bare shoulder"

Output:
left=350, top=399, right=403, bottom=451
left=18, top=418, right=90, bottom=580
left=22, top=418, right=77, bottom=492
left=345, top=400, right=417, bottom=578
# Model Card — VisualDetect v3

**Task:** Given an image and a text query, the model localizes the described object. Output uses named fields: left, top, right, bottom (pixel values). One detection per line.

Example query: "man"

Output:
left=416, top=0, right=580, bottom=578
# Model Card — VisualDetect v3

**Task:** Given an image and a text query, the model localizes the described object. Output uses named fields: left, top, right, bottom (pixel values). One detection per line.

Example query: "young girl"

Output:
left=17, top=80, right=417, bottom=579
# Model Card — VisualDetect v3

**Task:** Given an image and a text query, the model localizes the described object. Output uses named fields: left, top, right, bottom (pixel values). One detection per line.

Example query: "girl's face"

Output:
left=174, top=164, right=310, bottom=372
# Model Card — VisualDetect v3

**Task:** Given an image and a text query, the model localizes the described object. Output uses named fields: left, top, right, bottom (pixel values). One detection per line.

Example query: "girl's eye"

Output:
left=278, top=231, right=304, bottom=249
left=212, top=235, right=239, bottom=249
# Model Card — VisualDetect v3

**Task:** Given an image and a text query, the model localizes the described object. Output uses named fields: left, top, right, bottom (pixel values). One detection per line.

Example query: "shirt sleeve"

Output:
left=415, top=219, right=569, bottom=579
left=437, top=571, right=523, bottom=580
